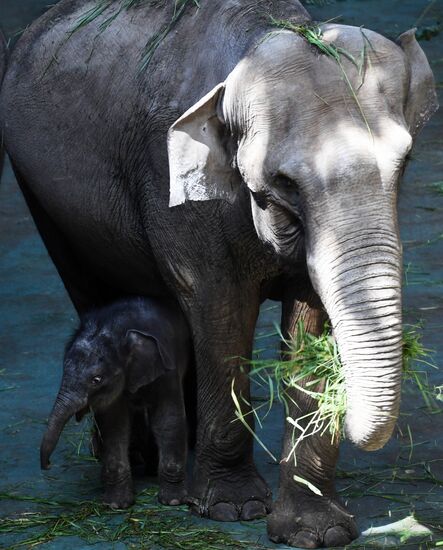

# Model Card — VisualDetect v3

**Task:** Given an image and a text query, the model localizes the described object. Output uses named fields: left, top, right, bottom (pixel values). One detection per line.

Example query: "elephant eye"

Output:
left=275, top=175, right=298, bottom=191
left=91, top=375, right=102, bottom=386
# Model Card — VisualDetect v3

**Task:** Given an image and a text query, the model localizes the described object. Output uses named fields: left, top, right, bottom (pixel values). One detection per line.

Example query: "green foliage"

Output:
left=233, top=322, right=440, bottom=469
left=430, top=180, right=443, bottom=195
left=69, top=0, right=200, bottom=71
left=0, top=489, right=263, bottom=549
left=140, top=0, right=200, bottom=71
left=402, top=326, right=438, bottom=411
left=268, top=17, right=372, bottom=136
left=416, top=23, right=441, bottom=41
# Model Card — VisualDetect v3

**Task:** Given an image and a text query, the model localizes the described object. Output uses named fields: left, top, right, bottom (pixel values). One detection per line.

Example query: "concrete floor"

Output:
left=0, top=1, right=442, bottom=548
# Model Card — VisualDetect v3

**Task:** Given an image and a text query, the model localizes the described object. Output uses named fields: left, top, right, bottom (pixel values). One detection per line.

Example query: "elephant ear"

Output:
left=168, top=83, right=241, bottom=207
left=397, top=28, right=439, bottom=139
left=126, top=330, right=175, bottom=393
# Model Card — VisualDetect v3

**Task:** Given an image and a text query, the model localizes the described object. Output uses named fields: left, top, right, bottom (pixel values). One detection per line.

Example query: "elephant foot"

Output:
left=103, top=483, right=135, bottom=510
left=267, top=493, right=358, bottom=548
left=189, top=463, right=271, bottom=521
left=158, top=480, right=187, bottom=506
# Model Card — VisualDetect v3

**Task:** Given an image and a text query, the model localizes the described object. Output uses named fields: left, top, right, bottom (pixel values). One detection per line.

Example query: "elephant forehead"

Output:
left=67, top=333, right=112, bottom=363
left=318, top=126, right=410, bottom=188
left=227, top=25, right=408, bottom=126
left=280, top=120, right=412, bottom=189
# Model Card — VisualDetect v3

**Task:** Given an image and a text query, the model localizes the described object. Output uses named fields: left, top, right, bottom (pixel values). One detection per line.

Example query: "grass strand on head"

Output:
left=268, top=17, right=373, bottom=137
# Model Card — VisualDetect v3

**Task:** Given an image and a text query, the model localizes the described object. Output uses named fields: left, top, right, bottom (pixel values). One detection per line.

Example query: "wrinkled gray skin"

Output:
left=40, top=297, right=191, bottom=509
left=0, top=0, right=438, bottom=546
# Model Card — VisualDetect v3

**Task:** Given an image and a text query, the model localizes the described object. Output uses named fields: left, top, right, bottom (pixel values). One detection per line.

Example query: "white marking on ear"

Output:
left=168, top=83, right=240, bottom=207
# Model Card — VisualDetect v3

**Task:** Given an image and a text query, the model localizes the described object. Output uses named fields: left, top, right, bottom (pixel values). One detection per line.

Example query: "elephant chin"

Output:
left=250, top=197, right=303, bottom=260
left=75, top=406, right=90, bottom=422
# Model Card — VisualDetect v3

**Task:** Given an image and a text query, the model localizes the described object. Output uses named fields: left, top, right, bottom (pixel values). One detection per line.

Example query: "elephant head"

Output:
left=40, top=318, right=174, bottom=470
left=167, top=25, right=438, bottom=451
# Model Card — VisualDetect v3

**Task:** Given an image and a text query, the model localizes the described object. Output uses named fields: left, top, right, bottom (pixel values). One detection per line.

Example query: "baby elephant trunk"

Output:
left=40, top=389, right=87, bottom=470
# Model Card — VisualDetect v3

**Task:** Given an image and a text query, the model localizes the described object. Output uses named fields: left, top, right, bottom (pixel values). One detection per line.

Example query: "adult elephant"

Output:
left=0, top=0, right=437, bottom=547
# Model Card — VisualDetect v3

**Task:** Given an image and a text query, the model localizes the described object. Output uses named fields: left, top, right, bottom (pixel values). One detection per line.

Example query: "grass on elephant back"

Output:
left=232, top=322, right=441, bottom=493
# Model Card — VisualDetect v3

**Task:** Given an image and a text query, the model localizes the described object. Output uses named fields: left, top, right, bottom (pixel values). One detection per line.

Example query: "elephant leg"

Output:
left=12, top=165, right=115, bottom=314
left=129, top=409, right=159, bottom=475
left=185, top=286, right=271, bottom=522
left=95, top=399, right=134, bottom=510
left=150, top=375, right=188, bottom=506
left=267, top=298, right=359, bottom=549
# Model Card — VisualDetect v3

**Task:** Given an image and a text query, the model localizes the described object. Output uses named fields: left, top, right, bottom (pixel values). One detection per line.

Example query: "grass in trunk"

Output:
left=233, top=323, right=440, bottom=470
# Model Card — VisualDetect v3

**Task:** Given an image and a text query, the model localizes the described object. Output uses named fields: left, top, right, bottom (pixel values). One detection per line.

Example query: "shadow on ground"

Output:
left=0, top=1, right=442, bottom=548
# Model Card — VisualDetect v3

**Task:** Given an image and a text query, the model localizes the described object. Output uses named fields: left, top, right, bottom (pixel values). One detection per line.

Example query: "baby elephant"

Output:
left=40, top=297, right=191, bottom=509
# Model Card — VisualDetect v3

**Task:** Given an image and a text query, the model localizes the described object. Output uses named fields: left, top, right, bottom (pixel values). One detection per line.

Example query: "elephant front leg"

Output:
left=187, top=288, right=271, bottom=522
left=95, top=399, right=134, bottom=510
left=267, top=299, right=358, bottom=548
left=149, top=375, right=188, bottom=506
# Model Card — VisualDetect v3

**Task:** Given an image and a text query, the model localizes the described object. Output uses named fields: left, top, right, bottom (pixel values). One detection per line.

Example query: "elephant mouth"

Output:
left=75, top=406, right=90, bottom=422
left=269, top=201, right=304, bottom=258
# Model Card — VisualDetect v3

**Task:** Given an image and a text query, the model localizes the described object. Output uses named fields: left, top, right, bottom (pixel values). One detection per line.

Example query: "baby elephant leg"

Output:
left=95, top=399, right=134, bottom=509
left=150, top=375, right=188, bottom=506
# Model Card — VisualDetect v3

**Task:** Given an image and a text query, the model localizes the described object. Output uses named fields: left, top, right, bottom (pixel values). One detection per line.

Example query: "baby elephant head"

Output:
left=40, top=321, right=174, bottom=470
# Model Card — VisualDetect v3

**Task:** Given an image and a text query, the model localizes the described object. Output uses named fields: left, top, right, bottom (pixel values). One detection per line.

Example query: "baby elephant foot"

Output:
left=158, top=480, right=187, bottom=506
left=190, top=464, right=272, bottom=521
left=103, top=482, right=135, bottom=510
left=267, top=493, right=358, bottom=548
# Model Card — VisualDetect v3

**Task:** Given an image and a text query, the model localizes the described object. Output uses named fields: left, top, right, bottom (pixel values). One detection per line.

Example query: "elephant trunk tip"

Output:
left=344, top=404, right=399, bottom=451
left=40, top=456, right=51, bottom=470
left=40, top=437, right=54, bottom=470
left=39, top=391, right=87, bottom=471
left=40, top=449, right=51, bottom=470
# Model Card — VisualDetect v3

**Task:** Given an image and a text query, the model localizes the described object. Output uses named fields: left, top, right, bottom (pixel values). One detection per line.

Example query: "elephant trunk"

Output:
left=40, top=387, right=87, bottom=470
left=307, top=205, right=403, bottom=451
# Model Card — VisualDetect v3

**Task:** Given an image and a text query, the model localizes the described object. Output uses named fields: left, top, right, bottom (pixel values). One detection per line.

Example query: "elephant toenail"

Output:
left=241, top=500, right=268, bottom=520
left=324, top=526, right=352, bottom=547
left=209, top=502, right=238, bottom=522
left=290, top=530, right=319, bottom=549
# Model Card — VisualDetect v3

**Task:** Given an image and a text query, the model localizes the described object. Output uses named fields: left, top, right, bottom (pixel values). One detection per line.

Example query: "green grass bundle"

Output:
left=232, top=322, right=439, bottom=464
left=69, top=0, right=200, bottom=71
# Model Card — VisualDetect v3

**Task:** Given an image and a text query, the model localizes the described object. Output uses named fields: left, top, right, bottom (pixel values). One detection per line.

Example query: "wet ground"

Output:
left=0, top=1, right=442, bottom=548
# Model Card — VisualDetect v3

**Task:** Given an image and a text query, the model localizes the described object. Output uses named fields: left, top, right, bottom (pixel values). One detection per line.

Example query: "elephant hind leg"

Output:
left=129, top=409, right=159, bottom=476
left=12, top=165, right=117, bottom=314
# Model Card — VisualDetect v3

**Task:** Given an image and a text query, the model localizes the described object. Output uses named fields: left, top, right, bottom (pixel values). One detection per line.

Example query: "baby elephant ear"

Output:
left=168, top=83, right=241, bottom=207
left=126, top=330, right=175, bottom=393
left=397, top=28, right=439, bottom=139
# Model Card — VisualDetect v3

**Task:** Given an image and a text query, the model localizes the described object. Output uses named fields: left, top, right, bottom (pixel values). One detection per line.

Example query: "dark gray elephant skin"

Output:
left=40, top=296, right=191, bottom=509
left=0, top=0, right=438, bottom=547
